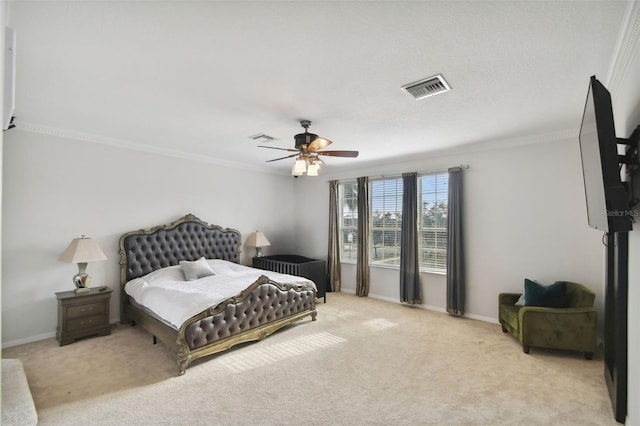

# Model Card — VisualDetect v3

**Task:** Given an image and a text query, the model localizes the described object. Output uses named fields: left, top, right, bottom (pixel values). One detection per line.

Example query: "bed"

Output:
left=118, top=214, right=317, bottom=375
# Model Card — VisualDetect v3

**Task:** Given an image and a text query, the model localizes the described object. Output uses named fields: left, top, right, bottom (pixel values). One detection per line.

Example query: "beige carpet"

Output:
left=2, top=293, right=616, bottom=425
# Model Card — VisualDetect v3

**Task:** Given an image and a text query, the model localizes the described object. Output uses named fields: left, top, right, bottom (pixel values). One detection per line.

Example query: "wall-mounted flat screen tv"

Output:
left=578, top=76, right=632, bottom=233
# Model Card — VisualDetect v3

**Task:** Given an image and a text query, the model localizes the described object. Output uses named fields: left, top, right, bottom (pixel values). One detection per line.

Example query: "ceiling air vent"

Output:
left=249, top=133, right=277, bottom=143
left=401, top=74, right=451, bottom=100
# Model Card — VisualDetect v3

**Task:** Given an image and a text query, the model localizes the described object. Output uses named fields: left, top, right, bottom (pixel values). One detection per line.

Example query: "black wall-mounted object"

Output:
left=579, top=76, right=633, bottom=233
left=2, top=116, right=15, bottom=131
left=623, top=125, right=640, bottom=179
left=579, top=76, right=638, bottom=423
left=604, top=232, right=628, bottom=424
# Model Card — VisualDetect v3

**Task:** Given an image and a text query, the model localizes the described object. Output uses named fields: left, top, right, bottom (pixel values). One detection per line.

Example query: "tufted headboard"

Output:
left=118, top=214, right=241, bottom=286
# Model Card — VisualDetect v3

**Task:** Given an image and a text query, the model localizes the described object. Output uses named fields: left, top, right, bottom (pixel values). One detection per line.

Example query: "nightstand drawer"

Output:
left=67, top=302, right=106, bottom=319
left=67, top=314, right=107, bottom=332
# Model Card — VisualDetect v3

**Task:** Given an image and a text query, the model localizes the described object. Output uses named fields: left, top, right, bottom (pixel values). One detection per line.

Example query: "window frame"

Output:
left=417, top=173, right=449, bottom=274
left=337, top=172, right=448, bottom=274
left=338, top=180, right=359, bottom=263
left=369, top=176, right=404, bottom=268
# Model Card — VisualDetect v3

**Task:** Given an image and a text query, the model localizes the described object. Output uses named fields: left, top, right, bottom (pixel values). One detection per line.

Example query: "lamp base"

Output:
left=74, top=287, right=91, bottom=293
left=73, top=273, right=92, bottom=292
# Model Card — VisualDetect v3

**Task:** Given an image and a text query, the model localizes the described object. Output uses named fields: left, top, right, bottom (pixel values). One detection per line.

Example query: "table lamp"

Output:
left=245, top=231, right=270, bottom=257
left=60, top=235, right=107, bottom=292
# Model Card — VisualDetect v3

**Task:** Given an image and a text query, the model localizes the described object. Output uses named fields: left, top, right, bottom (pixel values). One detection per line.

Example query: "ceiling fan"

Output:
left=258, top=120, right=359, bottom=176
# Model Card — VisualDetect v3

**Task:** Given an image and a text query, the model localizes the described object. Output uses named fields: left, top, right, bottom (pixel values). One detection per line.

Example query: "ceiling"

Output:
left=8, top=1, right=628, bottom=175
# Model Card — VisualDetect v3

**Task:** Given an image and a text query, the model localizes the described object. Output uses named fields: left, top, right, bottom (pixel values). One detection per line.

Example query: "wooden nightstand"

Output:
left=55, top=286, right=113, bottom=346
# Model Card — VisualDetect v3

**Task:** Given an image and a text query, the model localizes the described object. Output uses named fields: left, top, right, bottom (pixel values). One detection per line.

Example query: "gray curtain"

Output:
left=327, top=180, right=341, bottom=292
left=446, top=167, right=465, bottom=316
left=356, top=176, right=370, bottom=297
left=400, top=172, right=421, bottom=304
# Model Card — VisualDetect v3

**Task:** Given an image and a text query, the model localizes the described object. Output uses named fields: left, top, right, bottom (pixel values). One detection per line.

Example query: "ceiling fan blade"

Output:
left=308, top=137, right=332, bottom=151
left=266, top=153, right=299, bottom=162
left=258, top=145, right=298, bottom=152
left=317, top=150, right=359, bottom=158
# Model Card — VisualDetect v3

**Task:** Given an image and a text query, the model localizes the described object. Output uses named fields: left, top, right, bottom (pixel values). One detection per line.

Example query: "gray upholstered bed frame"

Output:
left=118, top=214, right=317, bottom=375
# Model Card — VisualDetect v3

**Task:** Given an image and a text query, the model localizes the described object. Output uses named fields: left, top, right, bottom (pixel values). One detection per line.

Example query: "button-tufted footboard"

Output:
left=175, top=276, right=316, bottom=374
left=185, top=278, right=316, bottom=349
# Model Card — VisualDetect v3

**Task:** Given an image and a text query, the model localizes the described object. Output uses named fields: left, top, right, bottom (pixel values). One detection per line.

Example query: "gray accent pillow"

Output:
left=180, top=257, right=215, bottom=281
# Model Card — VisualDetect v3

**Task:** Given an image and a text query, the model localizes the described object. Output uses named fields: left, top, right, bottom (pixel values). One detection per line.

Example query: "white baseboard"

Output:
left=333, top=290, right=500, bottom=325
left=2, top=331, right=56, bottom=349
left=2, top=317, right=121, bottom=349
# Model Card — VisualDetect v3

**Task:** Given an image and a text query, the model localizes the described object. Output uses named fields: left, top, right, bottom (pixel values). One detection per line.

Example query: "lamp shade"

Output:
left=245, top=231, right=271, bottom=248
left=60, top=236, right=107, bottom=263
left=291, top=162, right=304, bottom=176
left=293, top=159, right=307, bottom=173
left=306, top=163, right=319, bottom=176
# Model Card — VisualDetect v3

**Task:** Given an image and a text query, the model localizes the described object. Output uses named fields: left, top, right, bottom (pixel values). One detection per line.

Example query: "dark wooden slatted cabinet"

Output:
left=253, top=255, right=327, bottom=302
left=56, top=287, right=113, bottom=346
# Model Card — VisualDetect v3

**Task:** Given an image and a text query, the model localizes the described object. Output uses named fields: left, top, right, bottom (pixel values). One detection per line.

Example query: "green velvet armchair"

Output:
left=498, top=281, right=597, bottom=359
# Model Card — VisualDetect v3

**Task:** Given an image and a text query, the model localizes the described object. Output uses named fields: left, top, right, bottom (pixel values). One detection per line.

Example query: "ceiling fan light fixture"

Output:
left=306, top=162, right=319, bottom=176
left=291, top=162, right=304, bottom=176
left=293, top=158, right=307, bottom=174
left=262, top=120, right=357, bottom=174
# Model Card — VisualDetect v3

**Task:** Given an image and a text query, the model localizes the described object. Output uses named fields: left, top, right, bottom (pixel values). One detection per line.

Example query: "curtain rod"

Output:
left=338, top=164, right=470, bottom=181
left=326, top=165, right=470, bottom=183
left=447, top=164, right=470, bottom=172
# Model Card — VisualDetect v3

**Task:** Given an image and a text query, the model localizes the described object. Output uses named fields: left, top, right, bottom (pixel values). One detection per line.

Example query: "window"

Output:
left=338, top=172, right=448, bottom=273
left=339, top=181, right=358, bottom=261
left=370, top=177, right=403, bottom=266
left=419, top=173, right=448, bottom=272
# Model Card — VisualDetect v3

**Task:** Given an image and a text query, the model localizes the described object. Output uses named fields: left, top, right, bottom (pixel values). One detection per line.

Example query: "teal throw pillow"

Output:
left=524, top=279, right=568, bottom=308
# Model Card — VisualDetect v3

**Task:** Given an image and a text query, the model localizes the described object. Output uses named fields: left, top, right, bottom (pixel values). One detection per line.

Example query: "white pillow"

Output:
left=515, top=294, right=525, bottom=306
left=206, top=259, right=236, bottom=275
left=180, top=257, right=215, bottom=281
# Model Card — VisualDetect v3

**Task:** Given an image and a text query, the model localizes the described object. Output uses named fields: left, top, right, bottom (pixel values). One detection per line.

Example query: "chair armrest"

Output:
left=499, top=293, right=521, bottom=306
left=519, top=306, right=598, bottom=351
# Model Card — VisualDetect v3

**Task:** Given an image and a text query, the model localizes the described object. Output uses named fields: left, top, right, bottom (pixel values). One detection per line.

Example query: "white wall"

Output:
left=294, top=136, right=605, bottom=323
left=0, top=0, right=8, bottom=347
left=1, top=129, right=296, bottom=346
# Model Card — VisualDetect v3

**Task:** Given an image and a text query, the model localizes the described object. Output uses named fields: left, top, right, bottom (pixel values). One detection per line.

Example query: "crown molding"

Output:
left=15, top=121, right=287, bottom=176
left=14, top=120, right=576, bottom=180
left=606, top=0, right=640, bottom=97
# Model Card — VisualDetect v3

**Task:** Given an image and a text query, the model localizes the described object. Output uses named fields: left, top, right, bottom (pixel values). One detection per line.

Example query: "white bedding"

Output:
left=124, top=259, right=316, bottom=329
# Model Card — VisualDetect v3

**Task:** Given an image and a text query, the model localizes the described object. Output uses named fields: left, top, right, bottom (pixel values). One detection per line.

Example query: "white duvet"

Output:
left=124, top=259, right=316, bottom=329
